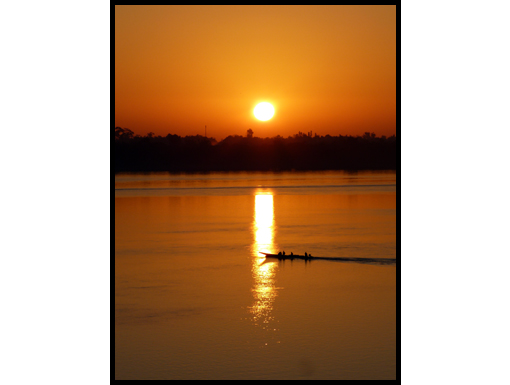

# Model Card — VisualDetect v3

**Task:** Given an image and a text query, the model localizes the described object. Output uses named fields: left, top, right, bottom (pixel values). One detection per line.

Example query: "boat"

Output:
left=259, top=251, right=397, bottom=265
left=259, top=252, right=313, bottom=260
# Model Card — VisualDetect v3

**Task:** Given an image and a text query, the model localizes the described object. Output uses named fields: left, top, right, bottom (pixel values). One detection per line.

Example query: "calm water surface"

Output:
left=115, top=171, right=396, bottom=380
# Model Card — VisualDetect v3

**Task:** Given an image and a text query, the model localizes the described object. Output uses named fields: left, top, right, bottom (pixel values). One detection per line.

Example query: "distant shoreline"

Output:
left=115, top=167, right=397, bottom=174
left=115, top=169, right=397, bottom=173
left=115, top=129, right=397, bottom=173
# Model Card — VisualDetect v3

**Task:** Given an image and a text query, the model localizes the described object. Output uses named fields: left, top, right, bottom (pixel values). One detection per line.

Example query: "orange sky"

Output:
left=115, top=5, right=396, bottom=140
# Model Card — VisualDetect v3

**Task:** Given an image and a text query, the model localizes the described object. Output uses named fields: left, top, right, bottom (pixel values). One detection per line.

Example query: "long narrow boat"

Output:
left=259, top=252, right=312, bottom=260
left=259, top=251, right=396, bottom=265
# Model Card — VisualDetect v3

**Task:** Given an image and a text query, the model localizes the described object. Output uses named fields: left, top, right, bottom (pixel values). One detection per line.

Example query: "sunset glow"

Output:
left=114, top=5, right=397, bottom=379
left=115, top=5, right=396, bottom=139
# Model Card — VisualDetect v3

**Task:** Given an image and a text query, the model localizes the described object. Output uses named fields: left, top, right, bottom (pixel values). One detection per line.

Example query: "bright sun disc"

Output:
left=254, top=102, right=275, bottom=121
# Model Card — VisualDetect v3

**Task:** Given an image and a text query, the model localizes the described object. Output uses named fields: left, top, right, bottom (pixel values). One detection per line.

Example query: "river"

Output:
left=115, top=170, right=396, bottom=380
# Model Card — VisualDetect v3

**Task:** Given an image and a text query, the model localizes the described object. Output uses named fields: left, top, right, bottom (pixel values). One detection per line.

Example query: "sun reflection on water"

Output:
left=253, top=193, right=275, bottom=255
left=249, top=192, right=278, bottom=328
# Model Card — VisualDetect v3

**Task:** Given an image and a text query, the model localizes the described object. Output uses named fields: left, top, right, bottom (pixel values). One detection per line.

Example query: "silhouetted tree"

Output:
left=114, top=127, right=397, bottom=172
left=247, top=128, right=253, bottom=138
left=115, top=127, right=134, bottom=140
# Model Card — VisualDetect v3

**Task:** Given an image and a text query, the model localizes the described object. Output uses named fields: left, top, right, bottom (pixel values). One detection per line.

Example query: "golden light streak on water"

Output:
left=253, top=193, right=275, bottom=255
left=250, top=191, right=278, bottom=327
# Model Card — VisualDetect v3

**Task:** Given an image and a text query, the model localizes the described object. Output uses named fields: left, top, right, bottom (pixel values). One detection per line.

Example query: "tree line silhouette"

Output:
left=115, top=127, right=396, bottom=172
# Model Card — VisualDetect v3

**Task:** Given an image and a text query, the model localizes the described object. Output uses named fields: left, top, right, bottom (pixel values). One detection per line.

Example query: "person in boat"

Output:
left=283, top=251, right=285, bottom=256
left=290, top=252, right=293, bottom=256
left=305, top=252, right=308, bottom=257
left=278, top=251, right=282, bottom=256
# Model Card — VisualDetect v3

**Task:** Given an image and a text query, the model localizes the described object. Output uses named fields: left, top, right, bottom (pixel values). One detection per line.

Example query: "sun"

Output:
left=253, top=102, right=275, bottom=121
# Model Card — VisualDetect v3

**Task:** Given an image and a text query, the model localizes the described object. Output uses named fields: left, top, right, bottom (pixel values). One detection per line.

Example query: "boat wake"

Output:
left=310, top=256, right=397, bottom=265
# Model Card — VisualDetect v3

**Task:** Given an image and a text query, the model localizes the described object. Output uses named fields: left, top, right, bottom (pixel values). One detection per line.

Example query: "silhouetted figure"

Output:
left=305, top=252, right=308, bottom=257
left=278, top=251, right=282, bottom=256
left=283, top=251, right=285, bottom=256
left=290, top=252, right=293, bottom=256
